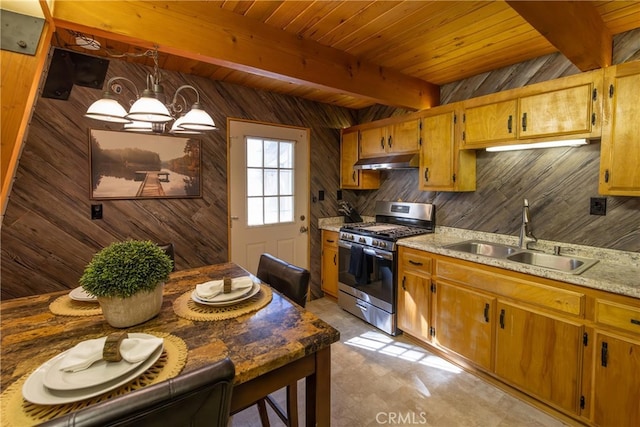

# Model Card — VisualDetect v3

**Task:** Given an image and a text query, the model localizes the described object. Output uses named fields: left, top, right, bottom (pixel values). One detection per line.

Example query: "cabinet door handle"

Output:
left=484, top=303, right=490, bottom=323
left=609, top=84, right=614, bottom=98
left=388, top=135, right=392, bottom=148
left=424, top=168, right=429, bottom=182
left=631, top=318, right=640, bottom=326
left=521, top=112, right=527, bottom=131
left=499, top=309, right=505, bottom=329
left=604, top=169, right=610, bottom=183
left=326, top=239, right=335, bottom=243
left=507, top=115, right=512, bottom=133
left=408, top=260, right=423, bottom=266
left=380, top=136, right=385, bottom=150
left=333, top=254, right=336, bottom=265
left=352, top=171, right=356, bottom=182
left=601, top=342, right=608, bottom=367
left=402, top=276, right=406, bottom=291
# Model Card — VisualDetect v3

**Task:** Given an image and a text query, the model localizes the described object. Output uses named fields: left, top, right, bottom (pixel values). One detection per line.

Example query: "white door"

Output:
left=228, top=119, right=310, bottom=275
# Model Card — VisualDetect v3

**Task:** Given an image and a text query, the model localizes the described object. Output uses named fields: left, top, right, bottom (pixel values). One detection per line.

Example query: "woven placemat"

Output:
left=173, top=284, right=272, bottom=321
left=49, top=295, right=102, bottom=317
left=0, top=332, right=187, bottom=426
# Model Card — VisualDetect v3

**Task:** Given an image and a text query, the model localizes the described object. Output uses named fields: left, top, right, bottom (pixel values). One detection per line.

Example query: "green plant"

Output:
left=80, top=240, right=173, bottom=298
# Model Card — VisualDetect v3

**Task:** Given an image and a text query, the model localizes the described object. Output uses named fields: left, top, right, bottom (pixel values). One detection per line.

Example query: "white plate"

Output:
left=69, top=287, right=97, bottom=302
left=195, top=277, right=255, bottom=302
left=22, top=342, right=163, bottom=405
left=43, top=333, right=163, bottom=391
left=191, top=283, right=261, bottom=306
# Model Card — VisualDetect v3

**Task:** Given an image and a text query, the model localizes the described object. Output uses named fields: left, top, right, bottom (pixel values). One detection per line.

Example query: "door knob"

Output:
left=300, top=226, right=309, bottom=233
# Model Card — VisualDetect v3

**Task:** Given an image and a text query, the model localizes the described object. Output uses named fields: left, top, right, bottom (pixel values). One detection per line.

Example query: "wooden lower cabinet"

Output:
left=495, top=301, right=584, bottom=413
left=433, top=280, right=494, bottom=371
left=397, top=247, right=432, bottom=341
left=320, top=230, right=339, bottom=298
left=396, top=250, right=640, bottom=426
left=592, top=332, right=640, bottom=426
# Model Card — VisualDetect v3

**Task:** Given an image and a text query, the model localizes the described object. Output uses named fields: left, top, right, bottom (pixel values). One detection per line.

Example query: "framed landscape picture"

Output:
left=89, top=129, right=202, bottom=200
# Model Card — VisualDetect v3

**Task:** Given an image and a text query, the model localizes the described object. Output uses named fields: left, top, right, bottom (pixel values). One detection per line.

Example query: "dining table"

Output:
left=0, top=262, right=340, bottom=426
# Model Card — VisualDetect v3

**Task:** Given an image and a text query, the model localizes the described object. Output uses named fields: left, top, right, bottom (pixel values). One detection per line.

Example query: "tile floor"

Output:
left=231, top=297, right=568, bottom=427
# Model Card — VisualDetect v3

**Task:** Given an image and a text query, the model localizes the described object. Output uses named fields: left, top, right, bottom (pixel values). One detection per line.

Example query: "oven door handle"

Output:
left=339, top=241, right=393, bottom=261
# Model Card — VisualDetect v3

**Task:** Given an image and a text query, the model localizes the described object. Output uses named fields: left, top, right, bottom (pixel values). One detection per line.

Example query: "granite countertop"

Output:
left=318, top=218, right=640, bottom=299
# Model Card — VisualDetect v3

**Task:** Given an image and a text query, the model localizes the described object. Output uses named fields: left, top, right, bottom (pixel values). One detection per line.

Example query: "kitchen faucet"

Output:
left=518, top=198, right=538, bottom=249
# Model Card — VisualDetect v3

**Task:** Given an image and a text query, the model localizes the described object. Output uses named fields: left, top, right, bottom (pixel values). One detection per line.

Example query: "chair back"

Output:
left=40, top=357, right=235, bottom=427
left=157, top=242, right=175, bottom=271
left=256, top=253, right=310, bottom=307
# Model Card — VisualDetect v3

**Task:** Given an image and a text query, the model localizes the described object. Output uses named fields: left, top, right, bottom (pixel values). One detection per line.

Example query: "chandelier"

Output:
left=84, top=48, right=216, bottom=134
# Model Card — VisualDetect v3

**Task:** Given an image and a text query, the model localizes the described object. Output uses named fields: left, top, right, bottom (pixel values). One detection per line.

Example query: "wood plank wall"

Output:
left=0, top=52, right=355, bottom=300
left=351, top=29, right=640, bottom=253
left=2, top=29, right=638, bottom=300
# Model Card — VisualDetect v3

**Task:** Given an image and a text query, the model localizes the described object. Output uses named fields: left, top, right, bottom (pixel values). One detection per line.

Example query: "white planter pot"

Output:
left=97, top=284, right=163, bottom=328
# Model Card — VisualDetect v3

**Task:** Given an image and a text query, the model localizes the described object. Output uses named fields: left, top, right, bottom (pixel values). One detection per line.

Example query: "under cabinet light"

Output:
left=486, top=139, right=589, bottom=152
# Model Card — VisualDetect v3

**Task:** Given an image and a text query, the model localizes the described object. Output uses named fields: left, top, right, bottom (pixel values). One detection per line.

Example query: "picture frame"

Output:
left=89, top=129, right=202, bottom=200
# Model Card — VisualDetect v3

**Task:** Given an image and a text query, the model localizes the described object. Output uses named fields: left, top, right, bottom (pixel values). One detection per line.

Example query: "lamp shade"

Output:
left=170, top=115, right=201, bottom=134
left=85, top=98, right=131, bottom=123
left=126, top=93, right=172, bottom=123
left=177, top=103, right=217, bottom=131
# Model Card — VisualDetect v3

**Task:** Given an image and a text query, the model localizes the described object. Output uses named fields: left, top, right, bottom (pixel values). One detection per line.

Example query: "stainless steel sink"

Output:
left=443, top=239, right=599, bottom=275
left=443, top=240, right=520, bottom=258
left=506, top=251, right=599, bottom=275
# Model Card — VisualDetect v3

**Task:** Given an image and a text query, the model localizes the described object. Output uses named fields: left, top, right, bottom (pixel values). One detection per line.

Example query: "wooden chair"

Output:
left=157, top=242, right=176, bottom=271
left=252, top=253, right=311, bottom=426
left=40, top=357, right=235, bottom=427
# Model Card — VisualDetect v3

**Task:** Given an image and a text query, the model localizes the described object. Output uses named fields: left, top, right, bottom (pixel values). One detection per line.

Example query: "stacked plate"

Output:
left=22, top=333, right=163, bottom=405
left=191, top=276, right=260, bottom=306
left=69, top=287, right=97, bottom=302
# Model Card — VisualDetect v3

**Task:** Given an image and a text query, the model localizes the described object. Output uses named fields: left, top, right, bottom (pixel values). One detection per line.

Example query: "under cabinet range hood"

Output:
left=353, top=153, right=419, bottom=170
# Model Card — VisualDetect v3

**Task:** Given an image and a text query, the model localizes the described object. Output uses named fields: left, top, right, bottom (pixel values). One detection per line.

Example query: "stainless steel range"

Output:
left=337, top=201, right=435, bottom=335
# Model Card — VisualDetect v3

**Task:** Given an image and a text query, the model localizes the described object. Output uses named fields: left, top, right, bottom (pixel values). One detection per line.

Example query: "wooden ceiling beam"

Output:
left=51, top=1, right=439, bottom=110
left=506, top=0, right=612, bottom=71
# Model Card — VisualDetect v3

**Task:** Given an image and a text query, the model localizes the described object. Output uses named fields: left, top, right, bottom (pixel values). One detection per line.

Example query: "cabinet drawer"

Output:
left=595, top=299, right=640, bottom=334
left=322, top=230, right=339, bottom=248
left=399, top=247, right=432, bottom=275
left=435, top=259, right=584, bottom=316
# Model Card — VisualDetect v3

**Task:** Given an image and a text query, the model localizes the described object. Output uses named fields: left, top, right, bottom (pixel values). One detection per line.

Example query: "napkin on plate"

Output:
left=58, top=335, right=163, bottom=372
left=195, top=276, right=253, bottom=300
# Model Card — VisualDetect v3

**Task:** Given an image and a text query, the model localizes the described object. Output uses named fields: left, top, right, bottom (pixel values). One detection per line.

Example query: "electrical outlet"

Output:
left=590, top=197, right=606, bottom=216
left=337, top=190, right=342, bottom=201
left=318, top=190, right=325, bottom=201
left=91, top=204, right=103, bottom=220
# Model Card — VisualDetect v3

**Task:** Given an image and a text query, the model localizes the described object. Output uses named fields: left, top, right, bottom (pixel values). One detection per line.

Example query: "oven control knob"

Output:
left=378, top=241, right=387, bottom=248
left=359, top=237, right=365, bottom=243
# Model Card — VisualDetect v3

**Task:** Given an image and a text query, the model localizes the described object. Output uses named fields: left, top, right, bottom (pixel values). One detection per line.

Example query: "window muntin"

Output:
left=246, top=138, right=295, bottom=226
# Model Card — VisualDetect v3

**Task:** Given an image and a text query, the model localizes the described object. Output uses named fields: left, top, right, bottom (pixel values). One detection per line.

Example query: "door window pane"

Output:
left=246, top=138, right=295, bottom=226
left=247, top=138, right=263, bottom=167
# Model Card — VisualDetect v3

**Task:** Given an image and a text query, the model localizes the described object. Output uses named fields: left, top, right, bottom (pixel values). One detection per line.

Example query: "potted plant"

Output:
left=80, top=240, right=173, bottom=328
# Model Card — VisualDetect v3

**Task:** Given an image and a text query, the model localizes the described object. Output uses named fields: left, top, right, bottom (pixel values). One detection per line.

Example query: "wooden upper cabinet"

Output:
left=388, top=120, right=421, bottom=154
left=461, top=69, right=603, bottom=149
left=340, top=130, right=380, bottom=190
left=420, top=107, right=475, bottom=192
left=341, top=130, right=360, bottom=188
left=518, top=83, right=594, bottom=139
left=599, top=61, right=640, bottom=196
left=360, top=119, right=420, bottom=158
left=359, top=127, right=387, bottom=158
left=463, top=100, right=517, bottom=147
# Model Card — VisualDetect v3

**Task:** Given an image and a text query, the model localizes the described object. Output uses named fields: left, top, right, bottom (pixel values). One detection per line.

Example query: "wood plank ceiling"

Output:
left=50, top=1, right=640, bottom=110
